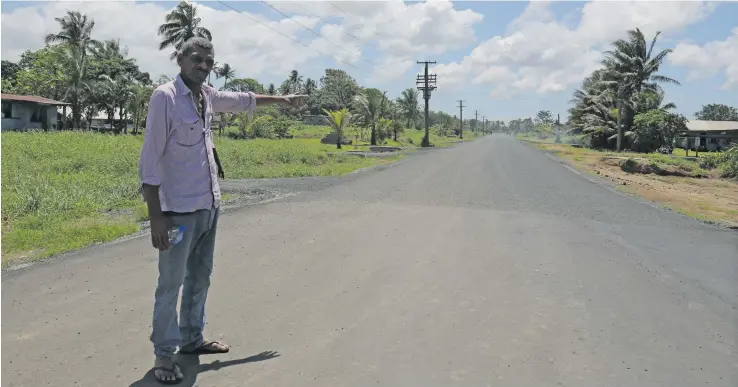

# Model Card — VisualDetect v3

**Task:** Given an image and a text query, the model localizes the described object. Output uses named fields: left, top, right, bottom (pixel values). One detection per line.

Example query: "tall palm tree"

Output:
left=353, top=91, right=388, bottom=146
left=215, top=63, right=235, bottom=89
left=129, top=84, right=155, bottom=135
left=45, top=11, right=99, bottom=129
left=158, top=1, right=212, bottom=60
left=304, top=78, right=317, bottom=96
left=59, top=45, right=91, bottom=130
left=287, top=70, right=303, bottom=94
left=396, top=88, right=420, bottom=130
left=44, top=10, right=98, bottom=52
left=601, top=28, right=680, bottom=151
left=631, top=89, right=676, bottom=114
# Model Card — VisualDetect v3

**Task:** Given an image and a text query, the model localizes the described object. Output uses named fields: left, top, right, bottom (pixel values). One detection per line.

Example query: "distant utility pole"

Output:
left=474, top=110, right=479, bottom=133
left=457, top=100, right=466, bottom=139
left=482, top=117, right=487, bottom=134
left=416, top=60, right=437, bottom=147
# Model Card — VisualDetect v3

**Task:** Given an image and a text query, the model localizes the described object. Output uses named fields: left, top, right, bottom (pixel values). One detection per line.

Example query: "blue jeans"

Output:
left=150, top=207, right=220, bottom=358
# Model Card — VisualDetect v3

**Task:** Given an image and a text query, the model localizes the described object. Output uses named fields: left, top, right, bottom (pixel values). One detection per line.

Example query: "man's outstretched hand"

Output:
left=283, top=95, right=308, bottom=109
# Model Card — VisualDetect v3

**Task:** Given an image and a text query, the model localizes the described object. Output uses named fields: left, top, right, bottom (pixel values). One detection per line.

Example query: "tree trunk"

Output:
left=370, top=123, right=377, bottom=146
left=73, top=108, right=81, bottom=131
left=108, top=109, right=114, bottom=131
left=132, top=110, right=139, bottom=135
left=616, top=87, right=624, bottom=152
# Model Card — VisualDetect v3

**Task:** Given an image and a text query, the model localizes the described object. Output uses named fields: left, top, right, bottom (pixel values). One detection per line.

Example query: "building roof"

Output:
left=685, top=120, right=738, bottom=132
left=1, top=93, right=71, bottom=106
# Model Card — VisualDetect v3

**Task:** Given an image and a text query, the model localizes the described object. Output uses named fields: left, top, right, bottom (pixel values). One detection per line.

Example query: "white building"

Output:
left=1, top=93, right=70, bottom=131
left=677, top=120, right=738, bottom=152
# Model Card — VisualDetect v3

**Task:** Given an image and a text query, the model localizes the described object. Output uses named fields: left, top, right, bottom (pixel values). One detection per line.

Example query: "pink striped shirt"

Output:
left=138, top=75, right=256, bottom=213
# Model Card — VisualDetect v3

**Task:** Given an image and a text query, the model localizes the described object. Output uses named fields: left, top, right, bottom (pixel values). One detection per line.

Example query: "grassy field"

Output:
left=0, top=131, right=409, bottom=266
left=518, top=138, right=738, bottom=228
left=288, top=124, right=475, bottom=148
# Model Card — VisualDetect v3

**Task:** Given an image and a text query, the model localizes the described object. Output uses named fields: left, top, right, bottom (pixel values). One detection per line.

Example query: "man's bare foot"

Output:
left=153, top=356, right=183, bottom=385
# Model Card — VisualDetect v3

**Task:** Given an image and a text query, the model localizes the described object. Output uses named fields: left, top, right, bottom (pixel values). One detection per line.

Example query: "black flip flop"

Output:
left=152, top=362, right=183, bottom=385
left=179, top=340, right=230, bottom=355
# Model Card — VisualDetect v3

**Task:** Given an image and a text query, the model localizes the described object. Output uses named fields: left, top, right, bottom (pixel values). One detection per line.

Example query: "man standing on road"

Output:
left=139, top=37, right=305, bottom=384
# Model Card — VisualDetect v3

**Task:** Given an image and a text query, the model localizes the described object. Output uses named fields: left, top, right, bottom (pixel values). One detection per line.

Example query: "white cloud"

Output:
left=1, top=1, right=332, bottom=83
left=301, top=0, right=485, bottom=83
left=1, top=0, right=483, bottom=87
left=433, top=1, right=717, bottom=98
left=670, top=27, right=738, bottom=89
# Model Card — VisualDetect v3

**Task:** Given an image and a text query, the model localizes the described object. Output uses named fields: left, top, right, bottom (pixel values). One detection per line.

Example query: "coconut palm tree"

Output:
left=45, top=11, right=100, bottom=129
left=129, top=84, right=154, bottom=135
left=304, top=78, right=317, bottom=96
left=600, top=28, right=680, bottom=151
left=158, top=1, right=212, bottom=60
left=215, top=63, right=235, bottom=89
left=44, top=10, right=98, bottom=53
left=267, top=83, right=276, bottom=95
left=353, top=90, right=388, bottom=146
left=323, top=108, right=352, bottom=149
left=287, top=70, right=303, bottom=94
left=631, top=89, right=676, bottom=114
left=396, top=88, right=420, bottom=130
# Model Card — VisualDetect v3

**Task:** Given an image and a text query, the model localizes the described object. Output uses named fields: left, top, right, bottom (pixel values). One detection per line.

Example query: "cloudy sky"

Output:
left=2, top=0, right=737, bottom=121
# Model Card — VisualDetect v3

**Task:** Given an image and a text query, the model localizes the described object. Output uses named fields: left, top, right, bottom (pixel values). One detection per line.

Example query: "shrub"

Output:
left=699, top=153, right=721, bottom=169
left=272, top=117, right=292, bottom=139
left=718, top=145, right=738, bottom=179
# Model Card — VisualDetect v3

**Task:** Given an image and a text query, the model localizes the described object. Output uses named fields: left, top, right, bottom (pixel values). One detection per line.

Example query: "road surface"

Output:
left=3, top=134, right=737, bottom=387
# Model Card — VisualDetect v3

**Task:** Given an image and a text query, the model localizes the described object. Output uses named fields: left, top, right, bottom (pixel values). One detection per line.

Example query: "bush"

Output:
left=699, top=153, right=721, bottom=169
left=272, top=117, right=292, bottom=139
left=631, top=110, right=687, bottom=153
left=696, top=145, right=738, bottom=179
left=718, top=146, right=738, bottom=179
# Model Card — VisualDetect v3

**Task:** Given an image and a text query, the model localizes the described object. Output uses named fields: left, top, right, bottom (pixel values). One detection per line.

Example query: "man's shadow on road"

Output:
left=129, top=350, right=280, bottom=387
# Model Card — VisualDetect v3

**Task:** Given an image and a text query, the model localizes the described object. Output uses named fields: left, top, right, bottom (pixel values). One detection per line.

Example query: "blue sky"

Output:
left=2, top=1, right=736, bottom=122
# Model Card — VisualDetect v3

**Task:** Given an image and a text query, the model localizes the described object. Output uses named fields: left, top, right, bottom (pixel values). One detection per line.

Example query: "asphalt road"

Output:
left=3, top=134, right=737, bottom=387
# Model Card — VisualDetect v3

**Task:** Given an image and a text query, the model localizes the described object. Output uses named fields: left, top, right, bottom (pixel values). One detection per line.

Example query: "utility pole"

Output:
left=474, top=110, right=479, bottom=134
left=482, top=117, right=487, bottom=134
left=457, top=100, right=465, bottom=139
left=416, top=60, right=437, bottom=147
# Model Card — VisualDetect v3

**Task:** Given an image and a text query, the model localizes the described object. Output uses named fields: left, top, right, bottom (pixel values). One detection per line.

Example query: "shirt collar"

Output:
left=174, top=75, right=191, bottom=96
left=174, top=74, right=213, bottom=96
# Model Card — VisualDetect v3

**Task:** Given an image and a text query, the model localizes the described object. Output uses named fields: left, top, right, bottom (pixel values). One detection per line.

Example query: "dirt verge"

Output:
left=525, top=141, right=738, bottom=229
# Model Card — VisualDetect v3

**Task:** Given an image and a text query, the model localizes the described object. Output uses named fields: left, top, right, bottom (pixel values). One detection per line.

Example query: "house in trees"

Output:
left=1, top=93, right=70, bottom=131
left=677, top=120, right=738, bottom=152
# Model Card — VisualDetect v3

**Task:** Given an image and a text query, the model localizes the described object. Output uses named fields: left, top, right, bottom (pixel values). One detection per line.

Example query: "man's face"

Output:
left=178, top=45, right=215, bottom=85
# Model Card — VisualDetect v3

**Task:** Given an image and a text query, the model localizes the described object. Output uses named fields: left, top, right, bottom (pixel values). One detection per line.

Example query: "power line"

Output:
left=217, top=1, right=373, bottom=76
left=260, top=1, right=398, bottom=79
left=328, top=1, right=350, bottom=16
left=287, top=1, right=379, bottom=49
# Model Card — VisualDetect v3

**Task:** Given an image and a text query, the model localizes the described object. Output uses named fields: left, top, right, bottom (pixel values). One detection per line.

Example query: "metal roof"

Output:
left=685, top=120, right=738, bottom=132
left=1, top=93, right=71, bottom=106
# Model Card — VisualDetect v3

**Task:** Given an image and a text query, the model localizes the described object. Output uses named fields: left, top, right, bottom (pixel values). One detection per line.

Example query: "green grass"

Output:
left=288, top=124, right=471, bottom=149
left=643, top=153, right=707, bottom=175
left=289, top=125, right=333, bottom=139
left=1, top=131, right=401, bottom=266
left=670, top=148, right=720, bottom=158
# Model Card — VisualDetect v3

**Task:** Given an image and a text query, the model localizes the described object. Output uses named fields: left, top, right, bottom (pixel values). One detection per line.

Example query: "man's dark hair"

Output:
left=178, top=37, right=214, bottom=57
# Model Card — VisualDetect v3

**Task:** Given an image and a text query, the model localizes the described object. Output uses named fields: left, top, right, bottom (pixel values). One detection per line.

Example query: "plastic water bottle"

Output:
left=168, top=225, right=186, bottom=245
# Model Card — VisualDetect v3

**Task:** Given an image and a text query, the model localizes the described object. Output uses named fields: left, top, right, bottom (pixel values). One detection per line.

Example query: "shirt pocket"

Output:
left=173, top=111, right=204, bottom=147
